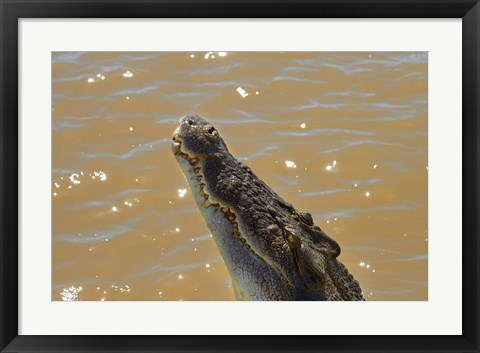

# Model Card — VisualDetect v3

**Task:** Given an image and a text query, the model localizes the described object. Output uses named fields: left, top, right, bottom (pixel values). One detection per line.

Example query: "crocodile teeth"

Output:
left=176, top=143, right=247, bottom=254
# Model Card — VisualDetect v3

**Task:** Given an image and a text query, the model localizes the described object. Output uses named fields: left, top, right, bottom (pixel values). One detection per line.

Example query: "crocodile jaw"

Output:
left=171, top=132, right=275, bottom=299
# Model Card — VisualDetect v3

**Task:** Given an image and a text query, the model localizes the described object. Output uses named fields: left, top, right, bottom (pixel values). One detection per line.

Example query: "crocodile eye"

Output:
left=204, top=124, right=220, bottom=143
left=285, top=230, right=301, bottom=249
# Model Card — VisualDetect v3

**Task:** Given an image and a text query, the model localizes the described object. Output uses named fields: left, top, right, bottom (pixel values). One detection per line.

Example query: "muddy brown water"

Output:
left=52, top=52, right=428, bottom=301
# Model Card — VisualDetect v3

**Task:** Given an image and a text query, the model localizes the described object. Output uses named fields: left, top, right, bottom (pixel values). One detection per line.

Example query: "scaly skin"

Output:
left=171, top=114, right=364, bottom=301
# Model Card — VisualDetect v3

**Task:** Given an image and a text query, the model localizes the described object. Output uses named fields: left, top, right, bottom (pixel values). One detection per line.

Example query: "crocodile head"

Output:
left=171, top=114, right=363, bottom=300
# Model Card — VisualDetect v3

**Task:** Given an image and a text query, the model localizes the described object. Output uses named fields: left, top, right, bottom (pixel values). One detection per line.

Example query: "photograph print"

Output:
left=52, top=52, right=428, bottom=301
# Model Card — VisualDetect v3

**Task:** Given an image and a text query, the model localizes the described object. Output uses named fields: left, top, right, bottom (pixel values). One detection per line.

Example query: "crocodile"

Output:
left=171, top=114, right=364, bottom=301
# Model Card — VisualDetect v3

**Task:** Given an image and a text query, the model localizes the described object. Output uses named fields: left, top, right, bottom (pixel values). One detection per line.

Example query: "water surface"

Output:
left=52, top=52, right=428, bottom=301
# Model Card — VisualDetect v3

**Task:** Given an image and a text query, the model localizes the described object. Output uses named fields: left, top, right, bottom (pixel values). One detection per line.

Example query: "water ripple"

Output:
left=54, top=226, right=133, bottom=244
left=276, top=128, right=375, bottom=138
left=112, top=85, right=159, bottom=96
left=290, top=100, right=347, bottom=110
left=186, top=62, right=242, bottom=77
left=321, top=140, right=404, bottom=154
left=380, top=254, right=427, bottom=263
left=82, top=138, right=169, bottom=160
left=302, top=188, right=352, bottom=197
left=323, top=91, right=376, bottom=98
left=52, top=52, right=87, bottom=64
left=338, top=114, right=417, bottom=122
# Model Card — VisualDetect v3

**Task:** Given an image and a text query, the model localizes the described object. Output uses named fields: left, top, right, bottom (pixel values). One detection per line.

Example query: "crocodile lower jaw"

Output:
left=172, top=135, right=265, bottom=263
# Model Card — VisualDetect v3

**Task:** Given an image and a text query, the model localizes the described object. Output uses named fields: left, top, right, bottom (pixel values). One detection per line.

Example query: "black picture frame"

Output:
left=1, top=1, right=478, bottom=352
